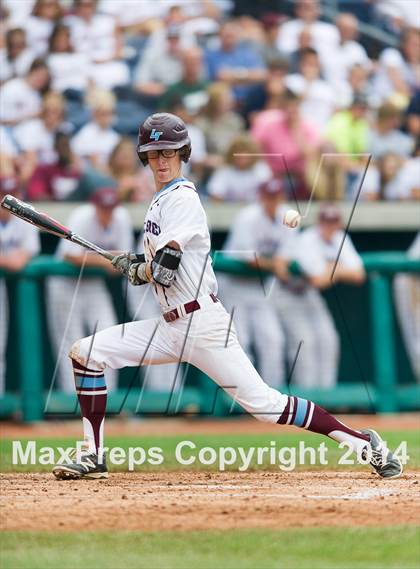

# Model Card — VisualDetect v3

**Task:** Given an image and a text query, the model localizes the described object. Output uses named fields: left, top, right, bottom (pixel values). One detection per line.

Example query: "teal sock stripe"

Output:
left=75, top=375, right=106, bottom=389
left=293, top=397, right=309, bottom=427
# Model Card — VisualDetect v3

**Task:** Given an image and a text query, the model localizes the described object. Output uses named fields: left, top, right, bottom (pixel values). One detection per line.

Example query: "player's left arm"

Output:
left=330, top=237, right=366, bottom=285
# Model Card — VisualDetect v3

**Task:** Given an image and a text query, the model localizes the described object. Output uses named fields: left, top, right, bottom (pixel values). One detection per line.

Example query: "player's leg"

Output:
left=0, top=280, right=8, bottom=395
left=182, top=303, right=402, bottom=478
left=128, top=279, right=181, bottom=391
left=275, top=286, right=319, bottom=387
left=309, top=290, right=340, bottom=388
left=251, top=304, right=286, bottom=388
left=52, top=317, right=179, bottom=479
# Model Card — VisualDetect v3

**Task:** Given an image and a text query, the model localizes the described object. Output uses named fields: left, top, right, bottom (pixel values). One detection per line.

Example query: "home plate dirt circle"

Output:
left=1, top=471, right=419, bottom=532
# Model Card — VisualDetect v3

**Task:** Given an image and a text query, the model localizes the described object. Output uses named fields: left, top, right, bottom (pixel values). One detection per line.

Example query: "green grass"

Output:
left=1, top=527, right=419, bottom=569
left=0, top=430, right=417, bottom=473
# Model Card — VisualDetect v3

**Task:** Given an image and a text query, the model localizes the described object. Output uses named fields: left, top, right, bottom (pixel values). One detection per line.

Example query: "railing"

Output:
left=1, top=252, right=419, bottom=421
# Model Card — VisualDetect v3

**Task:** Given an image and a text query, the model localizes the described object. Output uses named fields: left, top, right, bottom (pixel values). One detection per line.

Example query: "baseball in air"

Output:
left=283, top=209, right=301, bottom=228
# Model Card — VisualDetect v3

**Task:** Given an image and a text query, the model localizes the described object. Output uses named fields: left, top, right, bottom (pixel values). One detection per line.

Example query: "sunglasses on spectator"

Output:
left=147, top=149, right=177, bottom=159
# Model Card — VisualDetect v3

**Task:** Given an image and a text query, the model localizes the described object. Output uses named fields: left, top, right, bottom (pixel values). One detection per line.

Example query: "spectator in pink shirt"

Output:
left=251, top=88, right=322, bottom=198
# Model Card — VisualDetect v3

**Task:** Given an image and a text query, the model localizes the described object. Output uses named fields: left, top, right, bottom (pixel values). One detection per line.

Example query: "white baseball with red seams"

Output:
left=283, top=209, right=301, bottom=228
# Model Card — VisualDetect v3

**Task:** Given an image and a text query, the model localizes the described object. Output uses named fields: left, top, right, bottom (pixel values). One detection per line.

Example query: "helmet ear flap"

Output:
left=179, top=145, right=191, bottom=163
left=137, top=149, right=148, bottom=166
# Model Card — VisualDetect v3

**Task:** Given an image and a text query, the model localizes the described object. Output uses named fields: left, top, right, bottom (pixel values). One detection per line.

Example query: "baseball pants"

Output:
left=218, top=279, right=286, bottom=388
left=274, top=285, right=339, bottom=389
left=48, top=278, right=118, bottom=392
left=70, top=298, right=288, bottom=422
left=127, top=283, right=182, bottom=391
left=394, top=274, right=420, bottom=380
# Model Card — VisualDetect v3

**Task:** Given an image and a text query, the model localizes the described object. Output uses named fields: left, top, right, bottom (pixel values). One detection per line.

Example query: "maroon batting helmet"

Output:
left=137, top=112, right=191, bottom=166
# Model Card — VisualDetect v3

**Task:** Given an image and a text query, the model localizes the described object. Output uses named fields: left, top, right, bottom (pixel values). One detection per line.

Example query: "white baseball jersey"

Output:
left=0, top=215, right=40, bottom=256
left=296, top=226, right=363, bottom=278
left=56, top=204, right=133, bottom=259
left=143, top=177, right=218, bottom=310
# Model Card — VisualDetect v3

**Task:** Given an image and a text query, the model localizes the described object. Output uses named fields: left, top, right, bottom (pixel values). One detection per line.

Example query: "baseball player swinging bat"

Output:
left=0, top=194, right=114, bottom=261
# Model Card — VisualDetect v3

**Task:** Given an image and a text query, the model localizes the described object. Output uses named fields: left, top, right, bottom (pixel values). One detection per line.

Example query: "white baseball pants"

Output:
left=70, top=298, right=288, bottom=422
left=274, top=285, right=339, bottom=389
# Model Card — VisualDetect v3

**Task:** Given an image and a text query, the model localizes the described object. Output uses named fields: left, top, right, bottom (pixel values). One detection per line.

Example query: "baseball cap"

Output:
left=0, top=176, right=19, bottom=195
left=318, top=203, right=342, bottom=223
left=90, top=187, right=119, bottom=209
left=258, top=178, right=285, bottom=198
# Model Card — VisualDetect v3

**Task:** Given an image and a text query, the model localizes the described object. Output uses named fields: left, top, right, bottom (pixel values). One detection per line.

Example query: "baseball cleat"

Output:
left=361, top=429, right=403, bottom=479
left=52, top=449, right=108, bottom=480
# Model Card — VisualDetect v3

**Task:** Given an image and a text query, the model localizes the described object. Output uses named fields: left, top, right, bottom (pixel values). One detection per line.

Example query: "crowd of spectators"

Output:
left=0, top=0, right=419, bottom=203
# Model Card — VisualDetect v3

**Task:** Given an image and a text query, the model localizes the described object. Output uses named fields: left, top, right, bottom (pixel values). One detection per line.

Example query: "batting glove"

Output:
left=111, top=252, right=135, bottom=276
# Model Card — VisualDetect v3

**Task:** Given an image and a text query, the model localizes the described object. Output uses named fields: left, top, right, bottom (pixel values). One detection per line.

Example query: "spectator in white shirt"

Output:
left=0, top=58, right=50, bottom=125
left=0, top=28, right=36, bottom=85
left=323, top=13, right=370, bottom=86
left=0, top=127, right=19, bottom=178
left=207, top=135, right=272, bottom=202
left=64, top=0, right=129, bottom=90
left=277, top=0, right=339, bottom=61
left=47, top=23, right=90, bottom=94
left=13, top=91, right=69, bottom=182
left=368, top=102, right=414, bottom=159
left=135, top=25, right=184, bottom=100
left=24, top=0, right=63, bottom=56
left=372, top=27, right=420, bottom=106
left=71, top=89, right=121, bottom=171
left=285, top=47, right=336, bottom=128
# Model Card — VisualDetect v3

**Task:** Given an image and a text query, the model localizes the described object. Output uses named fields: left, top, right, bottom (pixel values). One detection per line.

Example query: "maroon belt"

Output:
left=163, top=294, right=218, bottom=323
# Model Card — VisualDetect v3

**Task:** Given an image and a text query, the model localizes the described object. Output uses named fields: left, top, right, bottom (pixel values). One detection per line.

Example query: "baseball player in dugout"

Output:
left=52, top=113, right=402, bottom=481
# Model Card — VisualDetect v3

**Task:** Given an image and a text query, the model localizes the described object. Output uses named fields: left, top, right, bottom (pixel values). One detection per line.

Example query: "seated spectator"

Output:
left=323, top=13, right=370, bottom=86
left=166, top=99, right=209, bottom=185
left=368, top=102, right=414, bottom=158
left=276, top=0, right=339, bottom=61
left=285, top=47, right=336, bottom=128
left=158, top=46, right=209, bottom=112
left=252, top=88, right=322, bottom=198
left=259, top=13, right=288, bottom=64
left=379, top=147, right=420, bottom=200
left=404, top=88, right=420, bottom=138
left=0, top=58, right=50, bottom=125
left=107, top=137, right=154, bottom=202
left=195, top=82, right=245, bottom=164
left=0, top=127, right=19, bottom=177
left=205, top=20, right=267, bottom=107
left=13, top=91, right=71, bottom=182
left=336, top=63, right=374, bottom=109
left=23, top=0, right=62, bottom=57
left=27, top=132, right=82, bottom=201
left=372, top=27, right=420, bottom=106
left=71, top=89, right=121, bottom=171
left=374, top=0, right=420, bottom=36
left=64, top=0, right=129, bottom=90
left=243, top=56, right=289, bottom=117
left=47, top=23, right=90, bottom=94
left=207, top=135, right=272, bottom=202
left=135, top=25, right=184, bottom=101
left=98, top=0, right=167, bottom=35
left=0, top=28, right=36, bottom=84
left=325, top=94, right=370, bottom=196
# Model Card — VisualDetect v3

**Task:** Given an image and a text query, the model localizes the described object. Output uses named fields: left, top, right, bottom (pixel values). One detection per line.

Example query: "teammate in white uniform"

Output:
left=48, top=187, right=133, bottom=392
left=52, top=113, right=402, bottom=480
left=275, top=204, right=365, bottom=389
left=0, top=178, right=40, bottom=394
left=219, top=178, right=297, bottom=387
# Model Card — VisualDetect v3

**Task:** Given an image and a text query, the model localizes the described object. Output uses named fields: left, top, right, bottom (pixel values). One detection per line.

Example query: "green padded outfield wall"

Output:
left=4, top=230, right=418, bottom=399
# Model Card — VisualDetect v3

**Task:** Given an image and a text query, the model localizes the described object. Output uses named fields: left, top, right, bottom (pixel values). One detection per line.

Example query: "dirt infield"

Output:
left=1, top=471, right=419, bottom=532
